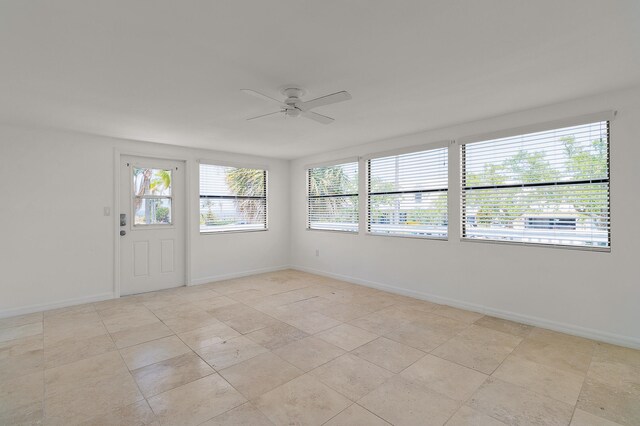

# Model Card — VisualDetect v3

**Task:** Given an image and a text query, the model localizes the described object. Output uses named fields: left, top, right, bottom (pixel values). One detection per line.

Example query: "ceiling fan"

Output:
left=241, top=87, right=351, bottom=124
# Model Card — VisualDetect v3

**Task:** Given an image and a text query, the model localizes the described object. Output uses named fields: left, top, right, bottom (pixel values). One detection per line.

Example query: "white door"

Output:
left=120, top=156, right=185, bottom=295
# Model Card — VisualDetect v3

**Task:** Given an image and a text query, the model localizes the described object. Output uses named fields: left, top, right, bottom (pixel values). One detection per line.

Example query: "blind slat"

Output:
left=461, top=121, right=610, bottom=249
left=199, top=164, right=267, bottom=233
left=368, top=147, right=448, bottom=238
left=308, top=162, right=359, bottom=232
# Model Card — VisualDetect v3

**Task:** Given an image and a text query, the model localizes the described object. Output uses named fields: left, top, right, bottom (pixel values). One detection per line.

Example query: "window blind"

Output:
left=461, top=121, right=610, bottom=249
left=368, top=147, right=448, bottom=238
left=307, top=161, right=358, bottom=232
left=199, top=163, right=267, bottom=233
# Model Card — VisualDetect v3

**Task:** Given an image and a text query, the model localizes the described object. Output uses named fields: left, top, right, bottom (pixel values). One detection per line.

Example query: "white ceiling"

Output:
left=1, top=1, right=639, bottom=159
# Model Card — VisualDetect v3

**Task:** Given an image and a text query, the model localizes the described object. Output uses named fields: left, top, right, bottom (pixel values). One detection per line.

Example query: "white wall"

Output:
left=0, top=125, right=290, bottom=316
left=290, top=87, right=640, bottom=348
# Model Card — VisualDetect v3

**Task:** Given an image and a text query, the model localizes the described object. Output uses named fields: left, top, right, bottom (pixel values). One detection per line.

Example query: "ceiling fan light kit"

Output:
left=242, top=86, right=351, bottom=124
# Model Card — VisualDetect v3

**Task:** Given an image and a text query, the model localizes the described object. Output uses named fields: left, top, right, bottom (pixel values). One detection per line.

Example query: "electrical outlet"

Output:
left=315, top=249, right=320, bottom=257
left=104, top=207, right=111, bottom=216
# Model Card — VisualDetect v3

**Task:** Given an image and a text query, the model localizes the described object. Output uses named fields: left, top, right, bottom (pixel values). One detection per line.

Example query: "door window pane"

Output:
left=134, top=198, right=172, bottom=225
left=133, top=167, right=173, bottom=226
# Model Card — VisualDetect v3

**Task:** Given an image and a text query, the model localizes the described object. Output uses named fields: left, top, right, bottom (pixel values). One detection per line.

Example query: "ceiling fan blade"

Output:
left=247, top=110, right=282, bottom=121
left=301, top=110, right=334, bottom=124
left=241, top=89, right=286, bottom=106
left=296, top=91, right=351, bottom=111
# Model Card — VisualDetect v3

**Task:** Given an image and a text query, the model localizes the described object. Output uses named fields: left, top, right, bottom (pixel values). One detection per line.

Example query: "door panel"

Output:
left=120, top=156, right=185, bottom=295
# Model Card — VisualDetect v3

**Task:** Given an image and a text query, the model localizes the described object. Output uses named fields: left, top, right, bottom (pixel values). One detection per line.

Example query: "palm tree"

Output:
left=225, top=168, right=266, bottom=223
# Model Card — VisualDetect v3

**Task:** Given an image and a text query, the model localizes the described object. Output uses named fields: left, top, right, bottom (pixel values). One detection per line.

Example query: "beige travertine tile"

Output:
left=147, top=374, right=246, bottom=426
left=383, top=313, right=469, bottom=352
left=196, top=335, right=268, bottom=370
left=109, top=321, right=174, bottom=349
left=79, top=400, right=157, bottom=425
left=44, top=303, right=97, bottom=319
left=161, top=310, right=220, bottom=334
left=150, top=302, right=205, bottom=320
left=0, top=322, right=42, bottom=343
left=434, top=305, right=484, bottom=323
left=512, top=338, right=593, bottom=376
left=100, top=307, right=160, bottom=334
left=316, top=324, right=377, bottom=351
left=0, top=312, right=42, bottom=329
left=45, top=370, right=144, bottom=425
left=400, top=354, right=488, bottom=401
left=349, top=308, right=411, bottom=335
left=468, top=377, right=574, bottom=426
left=577, top=377, right=640, bottom=426
left=273, top=336, right=345, bottom=372
left=324, top=404, right=391, bottom=426
left=352, top=336, right=424, bottom=373
left=0, top=400, right=43, bottom=425
left=445, top=406, right=506, bottom=425
left=0, top=371, right=43, bottom=421
left=44, top=317, right=108, bottom=347
left=359, top=375, right=460, bottom=426
left=527, top=328, right=596, bottom=354
left=191, top=295, right=238, bottom=311
left=222, top=309, right=280, bottom=334
left=277, top=310, right=342, bottom=334
left=178, top=322, right=241, bottom=349
left=120, top=335, right=191, bottom=370
left=132, top=352, right=214, bottom=398
left=178, top=288, right=221, bottom=303
left=570, top=408, right=624, bottom=426
left=245, top=322, right=308, bottom=350
left=492, top=355, right=585, bottom=405
left=44, top=333, right=115, bottom=368
left=316, top=301, right=374, bottom=322
left=432, top=325, right=522, bottom=374
left=310, top=353, right=393, bottom=401
left=587, top=358, right=640, bottom=390
left=219, top=352, right=303, bottom=400
left=45, top=351, right=129, bottom=392
left=201, top=402, right=274, bottom=425
left=0, top=335, right=43, bottom=380
left=593, top=343, right=640, bottom=369
left=206, top=303, right=255, bottom=321
left=140, top=293, right=189, bottom=311
left=474, top=316, right=533, bottom=338
left=254, top=374, right=351, bottom=426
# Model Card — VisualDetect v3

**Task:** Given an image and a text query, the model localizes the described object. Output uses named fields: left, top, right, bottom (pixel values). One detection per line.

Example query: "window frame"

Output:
left=198, top=160, right=268, bottom=234
left=364, top=142, right=450, bottom=240
left=459, top=115, right=613, bottom=252
left=306, top=158, right=359, bottom=233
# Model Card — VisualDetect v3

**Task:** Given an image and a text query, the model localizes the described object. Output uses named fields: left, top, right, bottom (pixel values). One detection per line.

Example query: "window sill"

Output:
left=460, top=237, right=610, bottom=252
left=200, top=228, right=268, bottom=235
left=366, top=232, right=448, bottom=241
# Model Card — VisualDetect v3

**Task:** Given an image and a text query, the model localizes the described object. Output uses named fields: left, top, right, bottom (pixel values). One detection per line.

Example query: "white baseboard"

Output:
left=0, top=292, right=115, bottom=319
left=291, top=265, right=640, bottom=350
left=189, top=265, right=291, bottom=286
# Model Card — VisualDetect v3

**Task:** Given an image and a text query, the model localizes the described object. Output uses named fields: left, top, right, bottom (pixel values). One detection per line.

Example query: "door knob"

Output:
left=120, top=230, right=126, bottom=236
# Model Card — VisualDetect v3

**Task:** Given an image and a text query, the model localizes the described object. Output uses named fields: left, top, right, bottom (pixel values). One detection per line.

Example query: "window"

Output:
left=307, top=161, right=358, bottom=232
left=133, top=167, right=172, bottom=225
left=461, top=121, right=610, bottom=249
left=199, top=163, right=267, bottom=233
left=367, top=146, right=448, bottom=238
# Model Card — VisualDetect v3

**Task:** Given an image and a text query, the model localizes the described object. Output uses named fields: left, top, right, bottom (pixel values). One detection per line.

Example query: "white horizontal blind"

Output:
left=461, top=121, right=610, bottom=249
left=368, top=147, right=448, bottom=238
left=307, top=161, right=358, bottom=232
left=199, top=164, right=267, bottom=233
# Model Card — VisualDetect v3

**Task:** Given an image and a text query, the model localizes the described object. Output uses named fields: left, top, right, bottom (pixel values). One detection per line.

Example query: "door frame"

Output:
left=113, top=149, right=192, bottom=298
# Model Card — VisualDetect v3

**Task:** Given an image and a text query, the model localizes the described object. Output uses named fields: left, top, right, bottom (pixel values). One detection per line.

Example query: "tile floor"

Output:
left=0, top=269, right=638, bottom=425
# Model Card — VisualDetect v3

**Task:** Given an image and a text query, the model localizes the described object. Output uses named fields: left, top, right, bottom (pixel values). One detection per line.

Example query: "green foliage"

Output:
left=225, top=168, right=265, bottom=223
left=155, top=206, right=170, bottom=223
left=308, top=166, right=358, bottom=223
